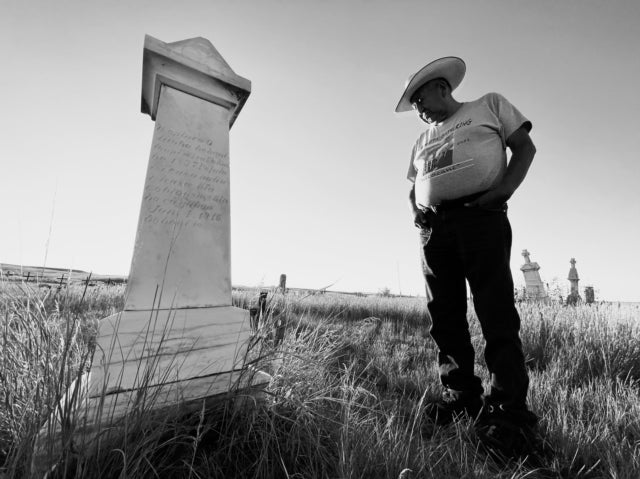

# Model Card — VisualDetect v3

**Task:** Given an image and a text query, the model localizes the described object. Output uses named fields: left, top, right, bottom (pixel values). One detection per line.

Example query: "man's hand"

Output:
left=464, top=184, right=512, bottom=209
left=409, top=184, right=432, bottom=229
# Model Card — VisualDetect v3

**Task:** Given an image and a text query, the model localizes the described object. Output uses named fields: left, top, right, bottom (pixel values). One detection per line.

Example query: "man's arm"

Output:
left=465, top=126, right=536, bottom=208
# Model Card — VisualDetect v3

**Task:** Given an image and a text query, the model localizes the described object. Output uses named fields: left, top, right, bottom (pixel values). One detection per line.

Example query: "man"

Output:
left=396, top=57, right=541, bottom=459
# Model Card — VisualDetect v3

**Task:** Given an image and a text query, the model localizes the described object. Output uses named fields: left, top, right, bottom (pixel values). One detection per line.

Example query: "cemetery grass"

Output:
left=1, top=284, right=640, bottom=478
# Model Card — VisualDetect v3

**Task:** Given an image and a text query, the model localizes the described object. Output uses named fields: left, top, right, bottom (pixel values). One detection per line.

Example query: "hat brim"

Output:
left=395, top=57, right=466, bottom=113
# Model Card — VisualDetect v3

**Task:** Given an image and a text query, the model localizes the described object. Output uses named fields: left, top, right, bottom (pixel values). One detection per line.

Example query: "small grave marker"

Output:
left=584, top=286, right=595, bottom=304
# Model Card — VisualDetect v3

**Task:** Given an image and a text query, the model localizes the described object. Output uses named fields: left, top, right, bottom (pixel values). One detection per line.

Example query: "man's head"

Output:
left=395, top=57, right=466, bottom=120
left=409, top=77, right=453, bottom=124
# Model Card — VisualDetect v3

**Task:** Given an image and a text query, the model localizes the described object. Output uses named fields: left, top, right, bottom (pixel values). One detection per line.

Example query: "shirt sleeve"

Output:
left=486, top=92, right=532, bottom=141
left=407, top=142, right=417, bottom=183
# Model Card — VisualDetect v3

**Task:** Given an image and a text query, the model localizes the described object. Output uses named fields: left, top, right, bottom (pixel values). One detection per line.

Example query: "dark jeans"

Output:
left=419, top=204, right=529, bottom=409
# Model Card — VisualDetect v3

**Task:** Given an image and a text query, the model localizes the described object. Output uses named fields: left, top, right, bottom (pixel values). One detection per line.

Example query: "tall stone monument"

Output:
left=520, top=249, right=547, bottom=300
left=33, top=35, right=258, bottom=472
left=566, top=258, right=581, bottom=305
left=89, top=35, right=254, bottom=420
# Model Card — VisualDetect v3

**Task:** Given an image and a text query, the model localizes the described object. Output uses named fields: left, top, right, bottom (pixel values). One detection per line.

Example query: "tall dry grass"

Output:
left=1, top=281, right=640, bottom=478
left=0, top=282, right=124, bottom=477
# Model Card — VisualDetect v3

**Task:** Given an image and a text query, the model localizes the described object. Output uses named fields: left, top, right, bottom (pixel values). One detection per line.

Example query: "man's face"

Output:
left=410, top=80, right=448, bottom=124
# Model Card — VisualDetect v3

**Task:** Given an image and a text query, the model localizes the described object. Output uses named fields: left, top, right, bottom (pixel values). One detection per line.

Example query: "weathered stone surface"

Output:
left=90, top=307, right=250, bottom=396
left=126, top=86, right=234, bottom=310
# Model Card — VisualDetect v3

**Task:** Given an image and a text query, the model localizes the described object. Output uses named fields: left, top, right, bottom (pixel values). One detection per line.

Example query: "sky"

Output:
left=1, top=0, right=639, bottom=301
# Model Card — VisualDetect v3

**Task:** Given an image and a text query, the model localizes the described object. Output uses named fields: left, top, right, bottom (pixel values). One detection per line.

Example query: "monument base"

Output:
left=91, top=306, right=251, bottom=393
left=32, top=306, right=271, bottom=476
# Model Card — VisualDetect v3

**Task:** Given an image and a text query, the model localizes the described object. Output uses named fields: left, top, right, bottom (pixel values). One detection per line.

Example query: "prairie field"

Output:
left=1, top=281, right=640, bottom=478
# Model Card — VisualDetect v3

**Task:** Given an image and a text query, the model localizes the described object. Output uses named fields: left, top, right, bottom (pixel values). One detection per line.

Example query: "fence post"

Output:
left=81, top=273, right=93, bottom=303
left=258, top=291, right=268, bottom=327
left=249, top=307, right=259, bottom=331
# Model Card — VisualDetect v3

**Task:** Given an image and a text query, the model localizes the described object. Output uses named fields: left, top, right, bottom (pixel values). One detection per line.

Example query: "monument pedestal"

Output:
left=90, top=306, right=251, bottom=398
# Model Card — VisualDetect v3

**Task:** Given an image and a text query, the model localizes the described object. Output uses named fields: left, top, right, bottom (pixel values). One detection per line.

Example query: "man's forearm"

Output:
left=501, top=142, right=536, bottom=196
left=464, top=140, right=536, bottom=208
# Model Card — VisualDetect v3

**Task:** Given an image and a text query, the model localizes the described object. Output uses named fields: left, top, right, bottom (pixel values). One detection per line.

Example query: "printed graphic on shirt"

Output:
left=425, top=158, right=474, bottom=179
left=412, top=117, right=477, bottom=177
left=414, top=132, right=454, bottom=176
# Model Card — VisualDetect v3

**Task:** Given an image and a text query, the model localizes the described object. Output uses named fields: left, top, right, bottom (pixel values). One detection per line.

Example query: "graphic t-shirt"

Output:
left=407, top=92, right=531, bottom=208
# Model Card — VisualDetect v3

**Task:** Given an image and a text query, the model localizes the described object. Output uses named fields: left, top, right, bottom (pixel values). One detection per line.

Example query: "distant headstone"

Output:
left=566, top=258, right=581, bottom=305
left=584, top=286, right=595, bottom=304
left=519, top=249, right=547, bottom=300
left=279, top=273, right=287, bottom=292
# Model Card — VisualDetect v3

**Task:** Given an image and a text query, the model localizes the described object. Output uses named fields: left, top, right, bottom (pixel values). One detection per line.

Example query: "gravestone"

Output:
left=88, top=34, right=254, bottom=416
left=566, top=258, right=581, bottom=305
left=520, top=249, right=547, bottom=300
left=584, top=286, right=595, bottom=304
left=34, top=36, right=258, bottom=468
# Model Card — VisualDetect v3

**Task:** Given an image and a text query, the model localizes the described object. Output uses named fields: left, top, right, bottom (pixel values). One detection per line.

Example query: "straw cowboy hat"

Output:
left=395, top=56, right=466, bottom=113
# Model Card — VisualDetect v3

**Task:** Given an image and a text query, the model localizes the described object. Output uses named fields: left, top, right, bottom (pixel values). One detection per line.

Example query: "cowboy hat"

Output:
left=395, top=56, right=466, bottom=113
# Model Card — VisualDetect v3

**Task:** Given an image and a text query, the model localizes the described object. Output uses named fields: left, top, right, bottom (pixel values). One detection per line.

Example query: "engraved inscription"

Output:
left=143, top=123, right=229, bottom=228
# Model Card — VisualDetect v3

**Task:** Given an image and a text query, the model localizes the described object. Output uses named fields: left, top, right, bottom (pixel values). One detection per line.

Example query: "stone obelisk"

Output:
left=88, top=35, right=254, bottom=419
left=33, top=36, right=256, bottom=474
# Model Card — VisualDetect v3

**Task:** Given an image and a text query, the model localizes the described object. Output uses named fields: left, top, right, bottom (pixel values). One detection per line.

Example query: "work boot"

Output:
left=475, top=400, right=553, bottom=466
left=424, top=389, right=483, bottom=426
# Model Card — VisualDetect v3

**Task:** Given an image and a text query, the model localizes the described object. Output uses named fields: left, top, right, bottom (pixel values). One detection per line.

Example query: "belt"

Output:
left=428, top=191, right=488, bottom=213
